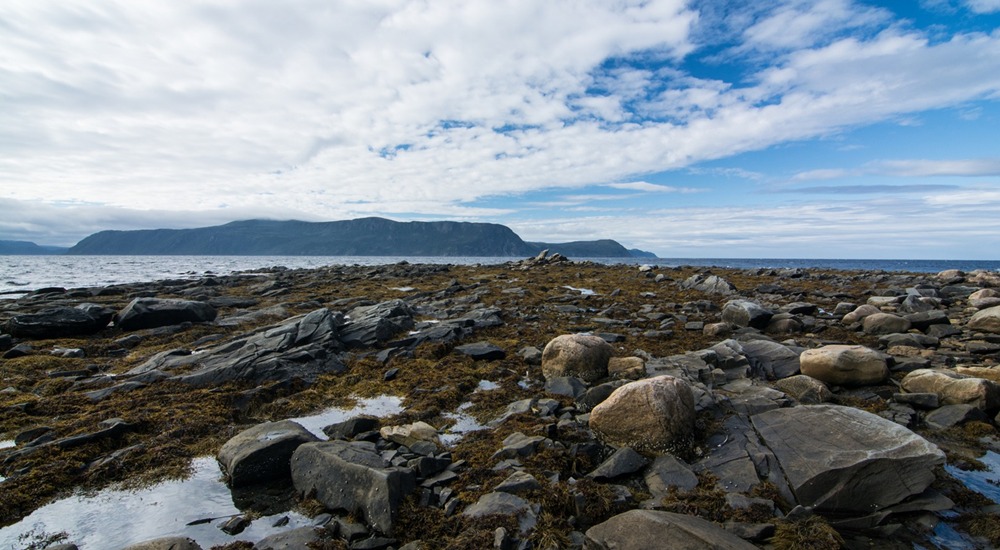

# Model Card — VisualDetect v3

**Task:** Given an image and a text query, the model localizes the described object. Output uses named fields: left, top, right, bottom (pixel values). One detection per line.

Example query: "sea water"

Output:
left=2, top=255, right=998, bottom=296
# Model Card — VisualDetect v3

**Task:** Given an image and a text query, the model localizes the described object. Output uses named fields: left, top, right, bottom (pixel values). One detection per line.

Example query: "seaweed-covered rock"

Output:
left=589, top=375, right=695, bottom=453
left=541, top=334, right=613, bottom=383
left=750, top=405, right=945, bottom=513
left=218, top=420, right=319, bottom=487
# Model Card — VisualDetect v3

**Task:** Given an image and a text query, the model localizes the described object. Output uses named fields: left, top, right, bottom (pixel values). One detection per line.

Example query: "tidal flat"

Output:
left=2, top=257, right=999, bottom=549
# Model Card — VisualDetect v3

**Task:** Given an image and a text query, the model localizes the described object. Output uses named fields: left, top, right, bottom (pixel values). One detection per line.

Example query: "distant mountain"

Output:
left=628, top=248, right=658, bottom=259
left=67, top=218, right=651, bottom=258
left=0, top=240, right=69, bottom=255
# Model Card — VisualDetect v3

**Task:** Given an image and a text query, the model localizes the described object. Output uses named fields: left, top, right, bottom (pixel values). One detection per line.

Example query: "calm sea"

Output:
left=1, top=255, right=998, bottom=296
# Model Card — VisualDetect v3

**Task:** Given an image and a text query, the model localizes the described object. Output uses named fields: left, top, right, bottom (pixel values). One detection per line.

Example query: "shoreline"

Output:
left=2, top=258, right=1000, bottom=548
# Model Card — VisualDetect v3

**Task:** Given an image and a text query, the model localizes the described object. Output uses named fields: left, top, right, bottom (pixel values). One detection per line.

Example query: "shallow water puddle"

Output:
left=562, top=285, right=595, bottom=295
left=945, top=450, right=1000, bottom=503
left=441, top=402, right=488, bottom=447
left=0, top=396, right=406, bottom=549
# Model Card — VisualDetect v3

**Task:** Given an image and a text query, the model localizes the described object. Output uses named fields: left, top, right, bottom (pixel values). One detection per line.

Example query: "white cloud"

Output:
left=965, top=0, right=1000, bottom=13
left=606, top=182, right=702, bottom=193
left=791, top=158, right=1000, bottom=180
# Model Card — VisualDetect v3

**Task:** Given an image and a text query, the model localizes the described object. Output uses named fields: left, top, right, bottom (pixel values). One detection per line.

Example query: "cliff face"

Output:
left=67, top=218, right=647, bottom=257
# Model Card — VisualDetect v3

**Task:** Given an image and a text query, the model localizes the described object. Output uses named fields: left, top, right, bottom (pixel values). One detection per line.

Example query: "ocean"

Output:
left=1, top=255, right=999, bottom=296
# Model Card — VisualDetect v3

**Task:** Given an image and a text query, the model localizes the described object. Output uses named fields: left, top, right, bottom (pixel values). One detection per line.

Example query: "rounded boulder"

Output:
left=541, top=334, right=613, bottom=383
left=589, top=375, right=696, bottom=453
left=969, top=305, right=1000, bottom=334
left=799, top=345, right=888, bottom=387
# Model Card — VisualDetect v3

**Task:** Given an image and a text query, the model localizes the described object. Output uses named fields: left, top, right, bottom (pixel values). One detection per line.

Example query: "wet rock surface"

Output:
left=3, top=261, right=1000, bottom=549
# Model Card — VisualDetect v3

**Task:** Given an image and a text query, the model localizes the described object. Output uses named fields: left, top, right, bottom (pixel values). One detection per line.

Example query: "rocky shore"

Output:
left=2, top=255, right=1000, bottom=549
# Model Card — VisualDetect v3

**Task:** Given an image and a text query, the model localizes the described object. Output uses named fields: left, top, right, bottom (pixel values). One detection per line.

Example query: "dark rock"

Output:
left=116, top=298, right=216, bottom=331
left=218, top=420, right=319, bottom=487
left=351, top=537, right=398, bottom=550
left=0, top=333, right=13, bottom=351
left=291, top=440, right=416, bottom=535
left=588, top=447, right=649, bottom=481
left=737, top=339, right=801, bottom=380
left=644, top=454, right=699, bottom=498
left=254, top=526, right=324, bottom=550
left=341, top=300, right=415, bottom=347
left=585, top=510, right=757, bottom=549
left=926, top=324, right=962, bottom=339
left=544, top=376, right=587, bottom=398
left=494, top=471, right=542, bottom=494
left=905, top=310, right=950, bottom=331
left=219, top=515, right=251, bottom=535
left=4, top=304, right=114, bottom=339
left=862, top=313, right=912, bottom=335
left=323, top=416, right=381, bottom=440
left=454, top=341, right=506, bottom=361
left=3, top=343, right=33, bottom=359
left=750, top=405, right=945, bottom=514
left=893, top=392, right=939, bottom=409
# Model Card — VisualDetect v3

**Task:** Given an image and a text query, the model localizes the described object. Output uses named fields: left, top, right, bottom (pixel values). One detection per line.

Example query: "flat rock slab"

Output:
left=116, top=298, right=217, bottom=331
left=750, top=405, right=944, bottom=514
left=291, top=440, right=415, bottom=535
left=5, top=305, right=114, bottom=339
left=218, top=420, right=319, bottom=487
left=584, top=509, right=757, bottom=550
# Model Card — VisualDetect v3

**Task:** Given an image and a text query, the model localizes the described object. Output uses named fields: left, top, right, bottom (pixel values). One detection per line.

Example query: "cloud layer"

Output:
left=2, top=1, right=1000, bottom=257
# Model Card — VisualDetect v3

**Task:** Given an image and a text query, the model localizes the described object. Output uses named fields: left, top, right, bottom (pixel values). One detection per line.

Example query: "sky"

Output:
left=2, top=0, right=1000, bottom=259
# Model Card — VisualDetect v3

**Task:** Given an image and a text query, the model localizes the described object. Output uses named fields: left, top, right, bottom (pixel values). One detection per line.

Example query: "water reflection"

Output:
left=0, top=396, right=406, bottom=549
left=944, top=451, right=1000, bottom=503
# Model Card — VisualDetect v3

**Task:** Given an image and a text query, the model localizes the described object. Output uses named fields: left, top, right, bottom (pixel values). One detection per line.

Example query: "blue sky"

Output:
left=2, top=0, right=999, bottom=258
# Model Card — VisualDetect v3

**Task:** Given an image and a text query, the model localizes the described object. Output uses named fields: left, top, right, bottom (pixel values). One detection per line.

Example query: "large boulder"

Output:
left=116, top=298, right=217, bottom=331
left=584, top=510, right=757, bottom=550
left=291, top=440, right=416, bottom=535
left=968, top=305, right=1000, bottom=334
left=750, top=405, right=945, bottom=514
left=862, top=313, right=912, bottom=335
left=4, top=304, right=114, bottom=339
left=541, top=334, right=613, bottom=383
left=589, top=376, right=695, bottom=453
left=218, top=420, right=319, bottom=487
left=679, top=274, right=736, bottom=295
left=799, top=345, right=888, bottom=387
left=900, top=369, right=1000, bottom=410
left=842, top=304, right=880, bottom=324
left=721, top=300, right=773, bottom=329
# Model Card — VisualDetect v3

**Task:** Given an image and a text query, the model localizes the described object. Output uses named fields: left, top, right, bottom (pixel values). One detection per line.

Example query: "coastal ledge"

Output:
left=1, top=256, right=999, bottom=549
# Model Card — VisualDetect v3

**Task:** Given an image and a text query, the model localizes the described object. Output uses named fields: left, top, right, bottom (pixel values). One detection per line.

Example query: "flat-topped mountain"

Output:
left=66, top=218, right=653, bottom=258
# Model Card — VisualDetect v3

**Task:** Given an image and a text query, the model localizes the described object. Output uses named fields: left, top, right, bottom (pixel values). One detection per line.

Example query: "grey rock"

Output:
left=738, top=339, right=801, bottom=380
left=544, top=376, right=587, bottom=398
left=116, top=298, right=216, bottom=331
left=644, top=454, right=699, bottom=497
left=924, top=404, right=988, bottom=430
left=218, top=420, right=318, bottom=487
left=541, top=334, right=613, bottom=383
left=584, top=510, right=757, bottom=550
left=588, top=447, right=649, bottom=481
left=291, top=440, right=416, bottom=534
left=969, top=305, right=1000, bottom=334
left=774, top=374, right=833, bottom=404
left=254, top=526, right=324, bottom=549
left=323, top=416, right=381, bottom=440
left=862, top=313, right=912, bottom=335
left=122, top=537, right=202, bottom=550
left=341, top=300, right=414, bottom=347
left=721, top=300, right=773, bottom=330
left=893, top=393, right=939, bottom=409
left=455, top=341, right=506, bottom=361
left=462, top=492, right=537, bottom=534
left=5, top=304, right=114, bottom=339
left=905, top=310, right=950, bottom=331
left=680, top=274, right=737, bottom=295
left=750, top=405, right=945, bottom=513
left=495, top=471, right=542, bottom=494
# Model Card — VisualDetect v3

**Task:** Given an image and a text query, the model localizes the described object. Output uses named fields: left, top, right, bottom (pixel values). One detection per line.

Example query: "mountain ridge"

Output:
left=66, top=218, right=655, bottom=258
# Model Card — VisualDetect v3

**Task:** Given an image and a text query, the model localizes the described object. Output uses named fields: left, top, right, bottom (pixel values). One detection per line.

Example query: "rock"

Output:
left=970, top=289, right=1000, bottom=309
left=218, top=420, right=319, bottom=487
left=774, top=375, right=833, bottom=404
left=842, top=304, right=880, bottom=324
left=584, top=509, right=757, bottom=550
left=607, top=357, right=645, bottom=379
left=968, top=305, right=1000, bottom=334
left=862, top=313, right=912, bottom=335
left=680, top=274, right=736, bottom=294
left=544, top=376, right=587, bottom=398
left=494, top=471, right=542, bottom=494
left=291, top=441, right=416, bottom=535
left=644, top=454, right=699, bottom=497
left=924, top=404, right=988, bottom=430
left=738, top=339, right=801, bottom=380
left=750, top=405, right=945, bottom=513
left=541, top=334, right=613, bottom=383
left=462, top=492, right=537, bottom=534
left=900, top=369, right=1000, bottom=410
left=0, top=333, right=12, bottom=351
left=323, top=416, right=380, bottom=440
left=254, top=526, right=324, bottom=549
left=4, top=304, right=114, bottom=339
left=588, top=447, right=649, bottom=481
left=3, top=343, right=33, bottom=359
left=491, top=432, right=552, bottom=460
left=589, top=376, right=696, bottom=453
left=122, top=537, right=202, bottom=550
left=454, top=341, right=506, bottom=361
left=904, top=310, right=950, bottom=331
left=126, top=308, right=345, bottom=388
left=721, top=300, right=773, bottom=330
left=380, top=421, right=441, bottom=449
left=799, top=345, right=888, bottom=387
left=116, top=298, right=217, bottom=331
left=340, top=300, right=414, bottom=347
